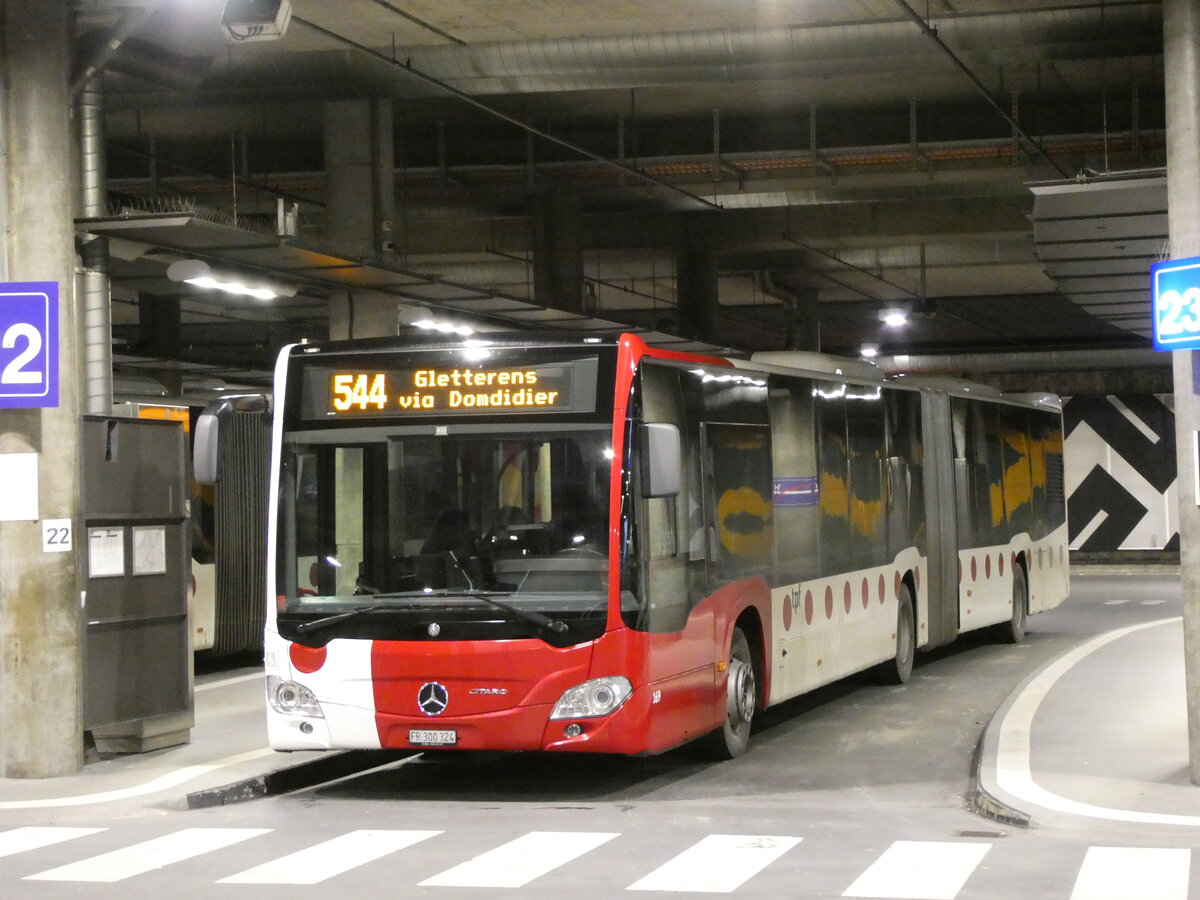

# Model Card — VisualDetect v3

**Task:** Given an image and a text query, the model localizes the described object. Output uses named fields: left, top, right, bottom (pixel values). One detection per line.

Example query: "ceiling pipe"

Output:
left=77, top=79, right=113, bottom=415
left=385, top=6, right=1158, bottom=97
left=101, top=37, right=212, bottom=91
left=70, top=7, right=149, bottom=95
left=892, top=0, right=1069, bottom=178
left=293, top=16, right=722, bottom=213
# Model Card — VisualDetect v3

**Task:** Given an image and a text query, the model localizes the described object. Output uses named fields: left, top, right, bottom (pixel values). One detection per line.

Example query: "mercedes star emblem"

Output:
left=417, top=681, right=449, bottom=716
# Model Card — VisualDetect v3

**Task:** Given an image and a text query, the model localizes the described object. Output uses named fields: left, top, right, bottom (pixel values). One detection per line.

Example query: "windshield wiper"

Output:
left=446, top=551, right=568, bottom=634
left=463, top=590, right=568, bottom=635
left=294, top=604, right=385, bottom=635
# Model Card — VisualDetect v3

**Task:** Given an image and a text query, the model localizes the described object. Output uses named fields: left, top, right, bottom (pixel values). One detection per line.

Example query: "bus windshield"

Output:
left=275, top=426, right=613, bottom=638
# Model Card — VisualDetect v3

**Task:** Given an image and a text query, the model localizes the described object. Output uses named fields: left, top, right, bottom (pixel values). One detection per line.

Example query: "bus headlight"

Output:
left=267, top=676, right=325, bottom=718
left=549, top=676, right=632, bottom=720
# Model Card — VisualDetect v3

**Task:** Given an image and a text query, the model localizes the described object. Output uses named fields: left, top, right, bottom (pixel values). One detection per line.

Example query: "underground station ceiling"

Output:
left=72, top=0, right=1167, bottom=390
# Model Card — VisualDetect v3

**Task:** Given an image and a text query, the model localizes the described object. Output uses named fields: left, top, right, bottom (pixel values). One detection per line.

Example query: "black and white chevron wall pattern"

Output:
left=1063, top=394, right=1178, bottom=552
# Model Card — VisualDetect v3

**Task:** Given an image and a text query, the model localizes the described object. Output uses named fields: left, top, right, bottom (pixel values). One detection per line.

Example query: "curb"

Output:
left=186, top=749, right=411, bottom=808
left=969, top=731, right=1031, bottom=828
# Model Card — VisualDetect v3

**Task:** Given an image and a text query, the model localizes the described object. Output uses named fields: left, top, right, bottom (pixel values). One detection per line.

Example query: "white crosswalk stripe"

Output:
left=1069, top=847, right=1191, bottom=900
left=0, top=826, right=105, bottom=859
left=218, top=829, right=442, bottom=885
left=24, top=827, right=270, bottom=883
left=0, top=824, right=1195, bottom=897
left=841, top=840, right=992, bottom=899
left=419, top=830, right=619, bottom=888
left=627, top=834, right=802, bottom=893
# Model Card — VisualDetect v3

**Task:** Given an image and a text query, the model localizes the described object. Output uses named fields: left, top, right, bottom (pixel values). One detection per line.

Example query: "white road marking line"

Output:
left=419, top=831, right=618, bottom=888
left=0, top=826, right=105, bottom=859
left=218, top=829, right=442, bottom=884
left=24, top=827, right=270, bottom=882
left=842, top=840, right=991, bottom=899
left=0, top=747, right=275, bottom=809
left=993, top=617, right=1200, bottom=827
left=627, top=834, right=802, bottom=893
left=1070, top=847, right=1191, bottom=900
left=194, top=672, right=263, bottom=692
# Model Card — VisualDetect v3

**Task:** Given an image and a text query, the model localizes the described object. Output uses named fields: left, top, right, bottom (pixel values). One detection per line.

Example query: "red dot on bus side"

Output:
left=782, top=594, right=793, bottom=631
left=998, top=553, right=1005, bottom=577
left=985, top=555, right=992, bottom=579
left=805, top=590, right=814, bottom=625
left=843, top=582, right=852, bottom=614
left=878, top=574, right=886, bottom=605
left=970, top=557, right=977, bottom=581
left=824, top=586, right=834, bottom=620
left=861, top=577, right=869, bottom=609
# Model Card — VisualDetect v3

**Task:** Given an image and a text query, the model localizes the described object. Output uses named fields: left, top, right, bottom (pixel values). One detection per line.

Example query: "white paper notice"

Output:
left=88, top=527, right=125, bottom=578
left=0, top=453, right=38, bottom=521
left=132, top=526, right=167, bottom=575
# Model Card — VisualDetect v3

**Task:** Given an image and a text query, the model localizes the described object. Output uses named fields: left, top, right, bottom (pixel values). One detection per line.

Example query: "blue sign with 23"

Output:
left=0, top=282, right=58, bottom=408
left=1152, top=256, right=1200, bottom=352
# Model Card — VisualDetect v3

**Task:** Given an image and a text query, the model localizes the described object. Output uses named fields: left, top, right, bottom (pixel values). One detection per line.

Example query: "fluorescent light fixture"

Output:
left=166, top=259, right=296, bottom=300
left=860, top=344, right=879, bottom=359
left=412, top=317, right=474, bottom=337
left=879, top=307, right=908, bottom=328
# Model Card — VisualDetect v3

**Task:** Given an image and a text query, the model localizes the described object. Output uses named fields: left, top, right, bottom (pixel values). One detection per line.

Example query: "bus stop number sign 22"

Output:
left=0, top=282, right=57, bottom=408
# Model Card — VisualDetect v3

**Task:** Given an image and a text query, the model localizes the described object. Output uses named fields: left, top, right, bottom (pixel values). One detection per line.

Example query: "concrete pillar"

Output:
left=1163, top=0, right=1200, bottom=785
left=323, top=99, right=395, bottom=264
left=0, top=0, right=85, bottom=777
left=327, top=290, right=401, bottom=341
left=323, top=100, right=400, bottom=340
left=532, top=192, right=584, bottom=312
left=786, top=286, right=820, bottom=352
left=676, top=250, right=719, bottom=344
left=137, top=294, right=183, bottom=395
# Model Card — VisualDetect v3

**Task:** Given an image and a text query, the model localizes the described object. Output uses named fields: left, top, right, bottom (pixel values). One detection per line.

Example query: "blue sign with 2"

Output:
left=0, top=282, right=58, bottom=408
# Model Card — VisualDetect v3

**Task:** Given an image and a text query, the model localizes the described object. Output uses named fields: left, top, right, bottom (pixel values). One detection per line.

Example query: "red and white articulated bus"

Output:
left=197, top=332, right=1068, bottom=759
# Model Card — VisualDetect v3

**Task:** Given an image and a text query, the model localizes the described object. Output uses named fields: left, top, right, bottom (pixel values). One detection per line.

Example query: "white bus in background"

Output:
left=114, top=396, right=269, bottom=656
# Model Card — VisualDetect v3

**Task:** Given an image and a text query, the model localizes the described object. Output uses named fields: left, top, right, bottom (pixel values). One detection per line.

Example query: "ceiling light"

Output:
left=880, top=307, right=908, bottom=328
left=166, top=259, right=296, bottom=300
left=220, top=0, right=292, bottom=43
left=860, top=344, right=879, bottom=359
left=411, top=316, right=473, bottom=337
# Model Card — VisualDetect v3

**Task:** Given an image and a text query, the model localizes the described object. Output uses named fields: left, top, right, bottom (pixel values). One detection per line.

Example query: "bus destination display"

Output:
left=302, top=357, right=597, bottom=419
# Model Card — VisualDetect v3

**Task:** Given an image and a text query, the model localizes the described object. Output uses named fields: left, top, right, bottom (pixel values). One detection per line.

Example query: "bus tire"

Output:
left=701, top=626, right=756, bottom=760
left=995, top=562, right=1028, bottom=644
left=874, top=582, right=915, bottom=685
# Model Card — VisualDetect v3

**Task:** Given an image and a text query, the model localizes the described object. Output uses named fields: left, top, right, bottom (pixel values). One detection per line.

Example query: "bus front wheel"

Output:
left=702, top=626, right=756, bottom=760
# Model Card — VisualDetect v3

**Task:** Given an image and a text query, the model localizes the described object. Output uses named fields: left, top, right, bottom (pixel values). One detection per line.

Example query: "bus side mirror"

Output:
left=639, top=422, right=681, bottom=498
left=194, top=393, right=270, bottom=486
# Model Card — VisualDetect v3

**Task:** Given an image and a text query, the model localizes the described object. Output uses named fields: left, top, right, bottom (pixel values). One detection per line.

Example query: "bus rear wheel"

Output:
left=874, top=582, right=915, bottom=685
left=702, top=626, right=756, bottom=760
left=995, top=562, right=1028, bottom=644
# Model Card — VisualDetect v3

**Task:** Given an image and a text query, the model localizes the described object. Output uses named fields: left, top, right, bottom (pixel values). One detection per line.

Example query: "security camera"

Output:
left=220, top=0, right=292, bottom=42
